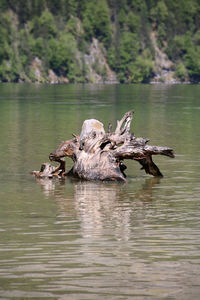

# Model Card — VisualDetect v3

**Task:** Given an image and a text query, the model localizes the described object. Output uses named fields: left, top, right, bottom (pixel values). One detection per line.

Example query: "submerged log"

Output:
left=32, top=110, right=174, bottom=181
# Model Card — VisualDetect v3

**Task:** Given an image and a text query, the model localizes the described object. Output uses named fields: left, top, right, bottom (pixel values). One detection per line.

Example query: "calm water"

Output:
left=0, top=83, right=200, bottom=299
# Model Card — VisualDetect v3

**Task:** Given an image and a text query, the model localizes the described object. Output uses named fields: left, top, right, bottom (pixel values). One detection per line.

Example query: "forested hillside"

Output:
left=0, top=0, right=200, bottom=83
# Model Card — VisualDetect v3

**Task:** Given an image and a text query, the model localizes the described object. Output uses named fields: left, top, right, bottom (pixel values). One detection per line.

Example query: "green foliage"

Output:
left=150, top=1, right=168, bottom=24
left=127, top=12, right=141, bottom=33
left=157, top=23, right=166, bottom=47
left=119, top=32, right=140, bottom=65
left=184, top=46, right=200, bottom=81
left=31, top=38, right=45, bottom=58
left=18, top=29, right=34, bottom=67
left=1, top=0, right=200, bottom=83
left=166, top=31, right=200, bottom=81
left=30, top=10, right=57, bottom=39
left=0, top=0, right=7, bottom=11
left=82, top=0, right=111, bottom=47
left=5, top=0, right=45, bottom=23
left=0, top=60, right=10, bottom=82
left=194, top=30, right=200, bottom=45
left=128, top=50, right=154, bottom=83
left=107, top=46, right=116, bottom=69
left=0, top=13, right=12, bottom=63
left=166, top=36, right=186, bottom=61
left=0, top=11, right=22, bottom=81
left=0, top=58, right=20, bottom=82
left=175, top=63, right=187, bottom=81
left=46, top=0, right=77, bottom=19
left=47, top=33, right=78, bottom=80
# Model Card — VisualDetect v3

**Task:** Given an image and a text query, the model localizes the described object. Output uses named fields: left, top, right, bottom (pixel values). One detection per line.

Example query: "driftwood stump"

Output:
left=32, top=110, right=174, bottom=181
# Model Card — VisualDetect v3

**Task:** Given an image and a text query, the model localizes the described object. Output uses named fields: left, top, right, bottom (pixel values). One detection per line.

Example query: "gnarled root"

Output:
left=32, top=110, right=174, bottom=181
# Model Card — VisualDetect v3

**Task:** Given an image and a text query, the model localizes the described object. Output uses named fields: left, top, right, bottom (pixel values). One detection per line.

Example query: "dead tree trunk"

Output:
left=32, top=110, right=174, bottom=181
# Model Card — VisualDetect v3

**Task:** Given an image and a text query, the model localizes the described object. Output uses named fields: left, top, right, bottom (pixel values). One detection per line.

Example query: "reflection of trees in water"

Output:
left=36, top=177, right=160, bottom=241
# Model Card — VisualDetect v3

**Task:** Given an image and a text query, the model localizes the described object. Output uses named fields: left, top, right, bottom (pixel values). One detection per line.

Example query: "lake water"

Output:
left=0, top=83, right=200, bottom=299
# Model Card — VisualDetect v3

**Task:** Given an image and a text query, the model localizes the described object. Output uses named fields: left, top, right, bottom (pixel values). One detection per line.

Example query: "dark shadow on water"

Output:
left=135, top=177, right=161, bottom=203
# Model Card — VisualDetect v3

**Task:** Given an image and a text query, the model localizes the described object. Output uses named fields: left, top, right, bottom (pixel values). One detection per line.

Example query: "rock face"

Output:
left=28, top=35, right=181, bottom=84
left=47, top=69, right=69, bottom=84
left=30, top=57, right=44, bottom=83
left=81, top=38, right=118, bottom=83
left=29, top=38, right=118, bottom=84
left=29, top=57, right=70, bottom=84
left=150, top=31, right=178, bottom=84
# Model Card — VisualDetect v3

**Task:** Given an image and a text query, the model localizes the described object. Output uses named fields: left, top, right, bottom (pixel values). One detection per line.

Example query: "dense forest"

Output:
left=0, top=0, right=200, bottom=83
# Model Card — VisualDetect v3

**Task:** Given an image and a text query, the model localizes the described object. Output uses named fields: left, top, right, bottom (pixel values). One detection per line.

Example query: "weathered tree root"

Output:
left=32, top=110, right=174, bottom=181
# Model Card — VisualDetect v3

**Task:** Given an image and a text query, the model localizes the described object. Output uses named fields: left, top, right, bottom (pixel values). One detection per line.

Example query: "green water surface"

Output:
left=0, top=83, right=200, bottom=299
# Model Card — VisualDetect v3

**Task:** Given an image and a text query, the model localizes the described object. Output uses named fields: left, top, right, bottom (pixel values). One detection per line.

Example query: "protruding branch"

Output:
left=144, top=145, right=175, bottom=158
left=113, top=139, right=174, bottom=177
left=137, top=157, right=163, bottom=177
left=108, top=122, right=112, bottom=134
left=107, top=110, right=134, bottom=146
left=113, top=141, right=174, bottom=160
left=114, top=110, right=134, bottom=135
left=31, top=163, right=57, bottom=178
left=49, top=138, right=78, bottom=162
